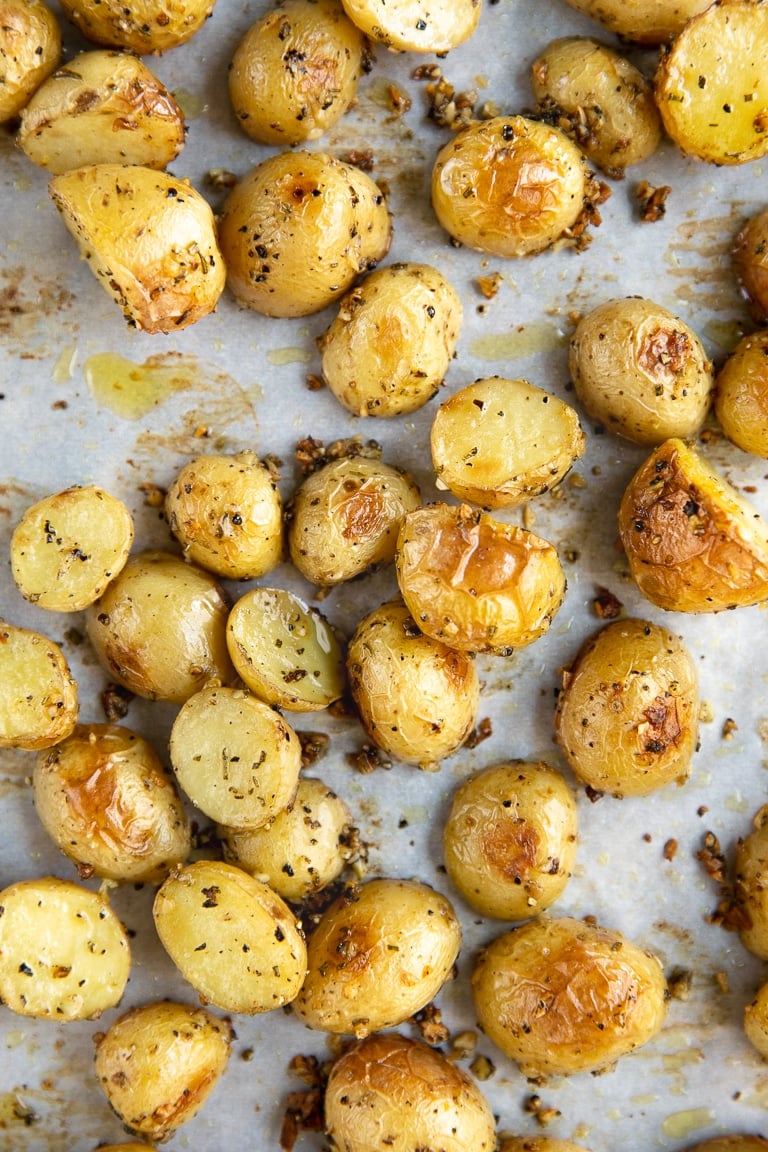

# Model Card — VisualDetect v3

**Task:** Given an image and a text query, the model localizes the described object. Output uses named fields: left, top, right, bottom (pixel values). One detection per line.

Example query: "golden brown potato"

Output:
left=561, top=0, right=711, bottom=44
left=58, top=0, right=215, bottom=53
left=33, top=724, right=190, bottom=883
left=319, top=262, right=463, bottom=418
left=347, top=599, right=480, bottom=769
left=744, top=981, right=768, bottom=1058
left=569, top=298, right=713, bottom=445
left=500, top=1141, right=593, bottom=1152
left=11, top=484, right=134, bottom=611
left=294, top=878, right=461, bottom=1036
left=655, top=1, right=768, bottom=165
left=49, top=164, right=225, bottom=333
left=325, top=1033, right=497, bottom=1152
left=218, top=150, right=391, bottom=318
left=736, top=805, right=768, bottom=960
left=471, top=915, right=668, bottom=1076
left=683, top=1139, right=768, bottom=1152
left=430, top=376, right=585, bottom=507
left=18, top=50, right=185, bottom=172
left=733, top=208, right=768, bottom=325
left=715, top=331, right=768, bottom=457
left=229, top=0, right=366, bottom=146
left=395, top=503, right=566, bottom=655
left=531, top=38, right=661, bottom=177
left=93, top=1145, right=158, bottom=1152
left=618, top=438, right=768, bottom=612
left=554, top=618, right=699, bottom=797
left=443, top=761, right=577, bottom=920
left=94, top=1001, right=231, bottom=1142
left=341, top=0, right=480, bottom=52
left=0, top=0, right=60, bottom=124
left=0, top=621, right=78, bottom=750
left=431, top=116, right=589, bottom=258
left=164, top=451, right=283, bottom=580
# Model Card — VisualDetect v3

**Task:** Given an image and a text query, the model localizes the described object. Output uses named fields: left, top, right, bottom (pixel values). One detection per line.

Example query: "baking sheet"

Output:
left=3, top=1, right=768, bottom=1148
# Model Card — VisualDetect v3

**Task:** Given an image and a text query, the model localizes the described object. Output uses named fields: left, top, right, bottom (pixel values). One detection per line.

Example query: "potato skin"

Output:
left=294, top=878, right=461, bottom=1036
left=325, top=1033, right=497, bottom=1152
left=58, top=0, right=215, bottom=53
left=683, top=1140, right=768, bottom=1152
left=733, top=209, right=768, bottom=325
left=471, top=915, right=668, bottom=1077
left=561, top=0, right=711, bottom=44
left=0, top=0, right=61, bottom=124
left=714, top=331, right=768, bottom=457
left=0, top=621, right=78, bottom=750
left=500, top=1141, right=593, bottom=1152
left=554, top=618, right=699, bottom=797
left=735, top=805, right=768, bottom=960
left=744, top=981, right=768, bottom=1058
left=340, top=0, right=480, bottom=52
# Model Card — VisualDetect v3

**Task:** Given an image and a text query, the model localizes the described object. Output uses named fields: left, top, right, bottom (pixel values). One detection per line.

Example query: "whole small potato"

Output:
left=229, top=0, right=367, bottom=146
left=325, top=1033, right=496, bottom=1152
left=165, top=451, right=283, bottom=580
left=736, top=805, right=768, bottom=960
left=561, top=0, right=711, bottom=44
left=218, top=150, right=391, bottom=318
left=569, top=298, right=713, bottom=445
left=0, top=0, right=60, bottom=124
left=733, top=209, right=768, bottom=325
left=432, top=116, right=589, bottom=258
left=294, top=877, right=461, bottom=1036
left=347, top=599, right=480, bottom=769
left=0, top=621, right=78, bottom=750
left=554, top=618, right=699, bottom=797
left=58, top=0, right=216, bottom=53
left=94, top=1001, right=231, bottom=1142
left=33, top=723, right=191, bottom=883
left=319, top=262, right=463, bottom=418
left=715, top=331, right=768, bottom=458
left=85, top=551, right=235, bottom=704
left=471, top=915, right=668, bottom=1077
left=443, top=761, right=577, bottom=920
left=744, top=981, right=768, bottom=1058
left=340, top=0, right=480, bottom=52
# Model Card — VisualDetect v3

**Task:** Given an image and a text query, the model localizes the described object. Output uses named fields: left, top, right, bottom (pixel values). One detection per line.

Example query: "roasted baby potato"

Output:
left=554, top=618, right=699, bottom=797
left=744, top=981, right=768, bottom=1058
left=430, top=376, right=585, bottom=507
left=33, top=723, right=191, bottom=883
left=443, top=761, right=577, bottom=920
left=347, top=599, right=480, bottom=769
left=294, top=877, right=461, bottom=1036
left=0, top=876, right=129, bottom=1020
left=49, top=164, right=225, bottom=333
left=319, top=262, right=463, bottom=418
left=218, top=150, right=391, bottom=317
left=655, top=1, right=768, bottom=165
left=569, top=298, right=713, bottom=444
left=531, top=37, right=661, bottom=177
left=0, top=621, right=78, bottom=749
left=94, top=1001, right=231, bottom=1142
left=288, top=455, right=420, bottom=586
left=340, top=0, right=480, bottom=52
left=18, top=50, right=185, bottom=173
left=0, top=0, right=60, bottom=124
left=325, top=1033, right=497, bottom=1152
left=733, top=208, right=768, bottom=325
left=229, top=0, right=366, bottom=146
left=561, top=0, right=711, bottom=44
left=93, top=1145, right=158, bottom=1151
left=715, top=331, right=768, bottom=457
left=736, top=805, right=768, bottom=960
left=471, top=915, right=668, bottom=1076
left=11, top=484, right=133, bottom=611
left=618, top=438, right=768, bottom=612
left=85, top=551, right=234, bottom=703
left=431, top=116, right=589, bottom=258
left=153, top=861, right=307, bottom=1013
left=58, top=0, right=215, bottom=53
left=683, top=1139, right=768, bottom=1152
left=395, top=503, right=566, bottom=655
left=500, top=1141, right=593, bottom=1152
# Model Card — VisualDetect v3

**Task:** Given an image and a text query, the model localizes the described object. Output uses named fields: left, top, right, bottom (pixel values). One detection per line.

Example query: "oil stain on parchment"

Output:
left=0, top=266, right=77, bottom=353
left=666, top=210, right=749, bottom=319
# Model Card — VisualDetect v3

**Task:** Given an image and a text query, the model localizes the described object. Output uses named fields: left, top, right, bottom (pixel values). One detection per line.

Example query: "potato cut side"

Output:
left=0, top=622, right=78, bottom=749
left=58, top=0, right=216, bottom=54
left=0, top=0, right=61, bottom=123
left=340, top=0, right=480, bottom=53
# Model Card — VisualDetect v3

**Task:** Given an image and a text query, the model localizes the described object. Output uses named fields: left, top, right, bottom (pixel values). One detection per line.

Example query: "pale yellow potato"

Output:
left=325, top=1033, right=496, bottom=1152
left=347, top=599, right=480, bottom=769
left=288, top=455, right=420, bottom=586
left=531, top=37, right=660, bottom=177
left=733, top=208, right=768, bottom=324
left=471, top=915, right=668, bottom=1077
left=85, top=551, right=234, bottom=703
left=220, top=776, right=354, bottom=902
left=49, top=164, right=225, bottom=333
left=0, top=876, right=129, bottom=1020
left=736, top=805, right=768, bottom=959
left=561, top=0, right=711, bottom=44
left=227, top=588, right=346, bottom=712
left=443, top=761, right=577, bottom=920
left=18, top=50, right=185, bottom=172
left=294, top=878, right=461, bottom=1036
left=431, top=376, right=585, bottom=507
left=218, top=150, right=391, bottom=318
left=229, top=0, right=366, bottom=146
left=0, top=0, right=60, bottom=123
left=744, top=981, right=768, bottom=1058
left=319, top=262, right=463, bottom=418
left=169, top=684, right=301, bottom=829
left=94, top=1001, right=231, bottom=1142
left=0, top=621, right=78, bottom=750
left=11, top=485, right=133, bottom=611
left=618, top=438, right=768, bottom=612
left=684, top=1139, right=768, bottom=1152
left=555, top=618, right=699, bottom=798
left=432, top=116, right=588, bottom=258
left=340, top=0, right=480, bottom=52
left=655, top=2, right=768, bottom=165
left=33, top=724, right=190, bottom=883
left=58, top=0, right=215, bottom=52
left=715, top=331, right=768, bottom=458
left=164, top=451, right=283, bottom=580
left=93, top=1145, right=158, bottom=1151
left=500, top=1141, right=593, bottom=1152
left=569, top=298, right=713, bottom=445
left=395, top=503, right=566, bottom=655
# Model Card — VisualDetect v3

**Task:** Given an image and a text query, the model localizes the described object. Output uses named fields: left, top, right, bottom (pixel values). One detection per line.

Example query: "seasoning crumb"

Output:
left=636, top=180, right=672, bottom=222
left=699, top=701, right=715, bottom=724
left=346, top=744, right=392, bottom=774
left=386, top=84, right=411, bottom=116
left=411, top=1003, right=450, bottom=1046
left=722, top=717, right=738, bottom=741
left=448, top=1030, right=478, bottom=1061
left=297, top=731, right=330, bottom=769
left=643, top=833, right=652, bottom=843
left=525, top=1094, right=561, bottom=1127
left=464, top=716, right=493, bottom=749
left=476, top=271, right=503, bottom=299
left=469, top=1053, right=496, bottom=1081
left=138, top=481, right=165, bottom=508
left=667, top=966, right=693, bottom=1001
left=206, top=168, right=237, bottom=190
left=593, top=586, right=623, bottom=619
left=585, top=784, right=604, bottom=803
left=339, top=148, right=375, bottom=172
left=664, top=838, right=678, bottom=862
left=305, top=373, right=324, bottom=392
left=101, top=681, right=134, bottom=722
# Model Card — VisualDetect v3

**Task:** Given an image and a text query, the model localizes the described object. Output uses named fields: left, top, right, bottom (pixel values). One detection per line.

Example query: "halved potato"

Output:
left=58, top=0, right=216, bottom=53
left=561, top=0, right=711, bottom=44
left=0, top=621, right=78, bottom=750
left=0, top=0, right=61, bottom=124
left=340, top=0, right=480, bottom=52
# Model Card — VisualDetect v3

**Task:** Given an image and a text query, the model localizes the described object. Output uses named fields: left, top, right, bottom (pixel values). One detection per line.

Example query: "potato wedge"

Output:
left=0, top=0, right=60, bottom=123
left=58, top=0, right=216, bottom=53
left=0, top=621, right=78, bottom=750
